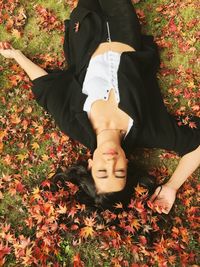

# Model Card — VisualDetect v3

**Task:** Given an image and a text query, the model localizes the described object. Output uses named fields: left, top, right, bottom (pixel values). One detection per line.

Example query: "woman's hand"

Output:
left=148, top=146, right=200, bottom=215
left=148, top=184, right=177, bottom=214
left=0, top=41, right=48, bottom=80
left=0, top=42, right=19, bottom=59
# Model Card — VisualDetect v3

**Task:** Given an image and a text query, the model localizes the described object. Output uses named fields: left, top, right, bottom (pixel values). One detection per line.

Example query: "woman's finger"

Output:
left=0, top=42, right=7, bottom=49
left=149, top=185, right=162, bottom=202
left=5, top=43, right=10, bottom=49
left=5, top=42, right=11, bottom=49
left=156, top=201, right=172, bottom=214
left=0, top=42, right=11, bottom=49
left=162, top=209, right=169, bottom=214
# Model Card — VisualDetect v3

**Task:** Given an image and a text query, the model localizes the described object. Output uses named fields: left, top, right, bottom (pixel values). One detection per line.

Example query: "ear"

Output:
left=126, top=158, right=129, bottom=163
left=87, top=158, right=93, bottom=170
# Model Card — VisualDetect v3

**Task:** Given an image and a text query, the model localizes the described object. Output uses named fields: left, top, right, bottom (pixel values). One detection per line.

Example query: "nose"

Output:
left=106, top=157, right=115, bottom=161
left=104, top=154, right=118, bottom=161
left=105, top=157, right=116, bottom=173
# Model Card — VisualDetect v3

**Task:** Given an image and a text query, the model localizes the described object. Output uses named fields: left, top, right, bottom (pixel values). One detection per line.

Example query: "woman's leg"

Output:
left=99, top=0, right=142, bottom=50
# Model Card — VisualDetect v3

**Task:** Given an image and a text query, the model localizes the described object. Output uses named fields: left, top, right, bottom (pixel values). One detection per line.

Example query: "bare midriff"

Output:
left=91, top=41, right=135, bottom=58
left=89, top=42, right=135, bottom=134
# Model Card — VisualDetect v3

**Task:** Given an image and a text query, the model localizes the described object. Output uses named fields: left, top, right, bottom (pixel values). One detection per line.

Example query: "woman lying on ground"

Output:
left=0, top=0, right=199, bottom=214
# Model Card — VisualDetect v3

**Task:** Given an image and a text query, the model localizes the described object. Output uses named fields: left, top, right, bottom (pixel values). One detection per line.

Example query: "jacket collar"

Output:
left=75, top=112, right=97, bottom=152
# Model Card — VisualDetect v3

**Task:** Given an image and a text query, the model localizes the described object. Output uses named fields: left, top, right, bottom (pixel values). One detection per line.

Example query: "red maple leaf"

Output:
left=73, top=254, right=84, bottom=267
left=0, top=242, right=11, bottom=260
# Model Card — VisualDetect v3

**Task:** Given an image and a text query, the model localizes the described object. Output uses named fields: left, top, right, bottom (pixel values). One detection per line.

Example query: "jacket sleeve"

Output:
left=167, top=115, right=200, bottom=156
left=137, top=113, right=200, bottom=157
left=31, top=68, right=74, bottom=133
left=131, top=42, right=200, bottom=157
left=31, top=68, right=96, bottom=150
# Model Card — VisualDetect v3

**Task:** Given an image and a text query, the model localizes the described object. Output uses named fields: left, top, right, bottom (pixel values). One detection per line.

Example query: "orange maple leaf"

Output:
left=131, top=219, right=141, bottom=231
left=10, top=114, right=21, bottom=124
left=73, top=253, right=84, bottom=267
left=135, top=184, right=148, bottom=195
left=79, top=226, right=95, bottom=239
left=83, top=216, right=96, bottom=227
left=57, top=204, right=67, bottom=214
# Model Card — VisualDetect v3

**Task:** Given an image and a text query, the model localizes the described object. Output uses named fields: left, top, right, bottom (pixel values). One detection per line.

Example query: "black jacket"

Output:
left=31, top=6, right=200, bottom=157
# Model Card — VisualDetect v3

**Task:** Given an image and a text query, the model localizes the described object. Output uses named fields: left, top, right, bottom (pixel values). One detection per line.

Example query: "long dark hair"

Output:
left=44, top=160, right=157, bottom=211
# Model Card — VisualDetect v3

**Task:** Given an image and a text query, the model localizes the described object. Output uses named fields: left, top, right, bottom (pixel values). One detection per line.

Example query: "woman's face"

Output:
left=88, top=141, right=128, bottom=194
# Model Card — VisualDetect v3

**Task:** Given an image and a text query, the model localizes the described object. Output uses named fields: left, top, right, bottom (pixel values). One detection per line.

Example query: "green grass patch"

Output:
left=0, top=192, right=28, bottom=227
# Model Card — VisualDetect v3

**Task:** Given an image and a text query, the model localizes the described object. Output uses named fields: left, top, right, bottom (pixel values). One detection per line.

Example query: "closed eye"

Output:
left=96, top=170, right=126, bottom=179
left=115, top=169, right=125, bottom=173
left=98, top=170, right=125, bottom=172
left=96, top=170, right=107, bottom=178
left=115, top=170, right=126, bottom=178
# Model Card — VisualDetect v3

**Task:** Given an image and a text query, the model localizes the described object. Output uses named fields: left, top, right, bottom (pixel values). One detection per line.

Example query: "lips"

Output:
left=103, top=149, right=118, bottom=155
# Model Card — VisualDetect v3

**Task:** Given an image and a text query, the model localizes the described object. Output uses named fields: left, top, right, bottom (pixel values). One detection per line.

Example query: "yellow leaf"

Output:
left=17, top=154, right=28, bottom=161
left=32, top=186, right=41, bottom=200
left=10, top=114, right=21, bottom=124
left=25, top=106, right=32, bottom=114
left=180, top=227, right=189, bottom=244
left=0, top=142, right=3, bottom=152
left=0, top=130, right=7, bottom=140
left=60, top=135, right=69, bottom=144
left=42, top=154, right=49, bottom=161
left=131, top=219, right=141, bottom=231
left=31, top=142, right=40, bottom=150
left=32, top=186, right=40, bottom=195
left=80, top=226, right=95, bottom=239
left=12, top=28, right=21, bottom=38
left=37, top=126, right=44, bottom=135
left=57, top=204, right=67, bottom=214
left=48, top=172, right=55, bottom=179
left=187, top=80, right=195, bottom=89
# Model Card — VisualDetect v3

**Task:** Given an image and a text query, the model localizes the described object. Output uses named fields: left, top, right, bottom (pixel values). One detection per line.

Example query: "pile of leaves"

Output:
left=0, top=0, right=199, bottom=266
left=0, top=0, right=27, bottom=38
left=35, top=5, right=63, bottom=32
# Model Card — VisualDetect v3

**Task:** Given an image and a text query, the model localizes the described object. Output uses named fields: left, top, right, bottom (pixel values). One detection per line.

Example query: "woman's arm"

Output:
left=166, top=145, right=200, bottom=190
left=0, top=42, right=47, bottom=80
left=13, top=50, right=48, bottom=81
left=149, top=145, right=200, bottom=214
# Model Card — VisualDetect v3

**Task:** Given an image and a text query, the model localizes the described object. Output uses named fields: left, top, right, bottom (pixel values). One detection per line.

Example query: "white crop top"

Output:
left=82, top=50, right=133, bottom=138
